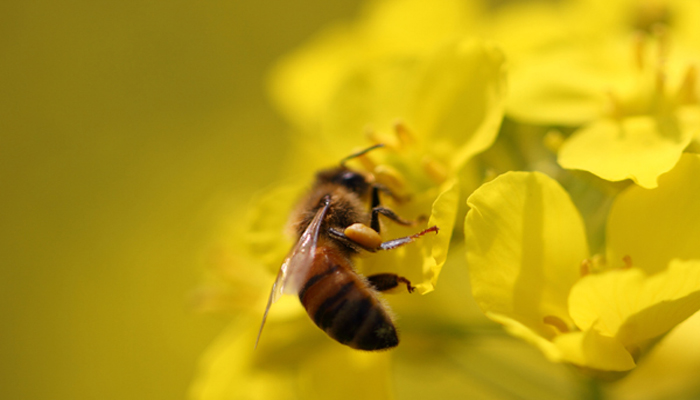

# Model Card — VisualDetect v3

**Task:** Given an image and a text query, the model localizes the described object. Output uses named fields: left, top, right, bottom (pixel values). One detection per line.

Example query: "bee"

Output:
left=256, top=144, right=438, bottom=351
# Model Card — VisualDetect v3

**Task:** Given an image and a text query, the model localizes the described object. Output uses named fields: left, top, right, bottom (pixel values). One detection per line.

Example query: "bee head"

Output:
left=317, top=167, right=371, bottom=195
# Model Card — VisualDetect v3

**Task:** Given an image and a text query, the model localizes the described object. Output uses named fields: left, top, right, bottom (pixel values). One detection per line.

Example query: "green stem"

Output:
left=585, top=378, right=605, bottom=400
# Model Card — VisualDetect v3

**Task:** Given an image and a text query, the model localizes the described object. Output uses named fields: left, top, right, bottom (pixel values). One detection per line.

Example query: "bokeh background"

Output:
left=1, top=1, right=361, bottom=399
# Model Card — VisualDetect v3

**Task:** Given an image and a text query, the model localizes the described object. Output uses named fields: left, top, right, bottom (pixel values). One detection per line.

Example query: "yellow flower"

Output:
left=502, top=0, right=700, bottom=188
left=465, top=153, right=700, bottom=373
left=268, top=0, right=506, bottom=172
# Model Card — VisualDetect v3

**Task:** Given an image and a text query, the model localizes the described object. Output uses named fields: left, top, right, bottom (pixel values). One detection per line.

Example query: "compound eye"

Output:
left=338, top=171, right=367, bottom=191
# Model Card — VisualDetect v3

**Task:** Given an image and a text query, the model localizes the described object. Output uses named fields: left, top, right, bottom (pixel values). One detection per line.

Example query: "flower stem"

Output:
left=584, top=378, right=605, bottom=400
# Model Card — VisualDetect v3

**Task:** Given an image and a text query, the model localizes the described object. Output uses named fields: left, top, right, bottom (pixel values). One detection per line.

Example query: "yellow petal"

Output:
left=190, top=317, right=297, bottom=400
left=506, top=41, right=631, bottom=126
left=465, top=172, right=589, bottom=339
left=609, top=312, right=700, bottom=400
left=318, top=38, right=507, bottom=169
left=320, top=57, right=417, bottom=154
left=486, top=312, right=563, bottom=363
left=298, top=348, right=393, bottom=400
left=558, top=116, right=693, bottom=189
left=553, top=330, right=636, bottom=371
left=420, top=177, right=459, bottom=293
left=569, top=260, right=700, bottom=349
left=607, top=153, right=700, bottom=273
left=617, top=260, right=700, bottom=347
left=506, top=48, right=608, bottom=126
left=268, top=25, right=358, bottom=133
left=362, top=0, right=475, bottom=56
left=409, top=39, right=507, bottom=170
left=569, top=268, right=646, bottom=337
left=191, top=313, right=393, bottom=400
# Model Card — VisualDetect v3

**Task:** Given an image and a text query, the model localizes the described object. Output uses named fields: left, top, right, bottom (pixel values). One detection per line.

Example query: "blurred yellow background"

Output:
left=0, top=1, right=359, bottom=399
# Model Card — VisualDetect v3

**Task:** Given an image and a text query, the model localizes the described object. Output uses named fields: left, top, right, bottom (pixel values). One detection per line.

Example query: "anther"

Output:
left=373, top=165, right=407, bottom=194
left=422, top=155, right=448, bottom=184
left=543, top=315, right=570, bottom=334
left=394, top=121, right=415, bottom=148
left=580, top=259, right=591, bottom=277
left=604, top=90, right=623, bottom=119
left=633, top=32, right=646, bottom=71
left=651, top=23, right=670, bottom=64
left=622, top=255, right=633, bottom=269
left=655, top=66, right=667, bottom=97
left=543, top=130, right=565, bottom=153
left=677, top=64, right=697, bottom=104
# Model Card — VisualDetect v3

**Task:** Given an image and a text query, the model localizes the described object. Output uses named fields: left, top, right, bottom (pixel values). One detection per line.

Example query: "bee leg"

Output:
left=328, top=227, right=372, bottom=252
left=367, top=273, right=415, bottom=293
left=373, top=183, right=411, bottom=204
left=378, top=225, right=439, bottom=250
left=369, top=185, right=421, bottom=232
left=330, top=225, right=439, bottom=252
left=371, top=206, right=421, bottom=232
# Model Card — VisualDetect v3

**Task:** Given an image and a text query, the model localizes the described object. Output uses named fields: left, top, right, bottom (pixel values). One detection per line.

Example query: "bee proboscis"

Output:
left=256, top=144, right=438, bottom=351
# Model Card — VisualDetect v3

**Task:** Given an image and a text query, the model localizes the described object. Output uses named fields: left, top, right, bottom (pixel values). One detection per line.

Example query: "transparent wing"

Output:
left=255, top=196, right=330, bottom=348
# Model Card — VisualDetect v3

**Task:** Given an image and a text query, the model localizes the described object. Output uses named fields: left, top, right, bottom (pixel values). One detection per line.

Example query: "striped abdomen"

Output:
left=298, top=247, right=398, bottom=350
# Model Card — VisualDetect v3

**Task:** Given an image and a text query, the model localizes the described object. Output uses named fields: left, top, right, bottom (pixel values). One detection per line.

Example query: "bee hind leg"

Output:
left=329, top=225, right=439, bottom=252
left=367, top=273, right=415, bottom=293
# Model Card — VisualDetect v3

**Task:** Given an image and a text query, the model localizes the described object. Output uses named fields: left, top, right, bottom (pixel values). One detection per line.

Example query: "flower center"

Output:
left=367, top=122, right=449, bottom=192
left=631, top=0, right=672, bottom=34
left=605, top=30, right=697, bottom=121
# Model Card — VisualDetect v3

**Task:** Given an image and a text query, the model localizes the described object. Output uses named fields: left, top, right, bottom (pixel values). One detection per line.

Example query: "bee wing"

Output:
left=255, top=197, right=331, bottom=348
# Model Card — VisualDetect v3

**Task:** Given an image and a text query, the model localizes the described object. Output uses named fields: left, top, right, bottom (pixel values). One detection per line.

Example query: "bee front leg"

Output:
left=369, top=185, right=422, bottom=233
left=367, top=273, right=415, bottom=293
left=371, top=206, right=421, bottom=232
left=377, top=225, right=439, bottom=250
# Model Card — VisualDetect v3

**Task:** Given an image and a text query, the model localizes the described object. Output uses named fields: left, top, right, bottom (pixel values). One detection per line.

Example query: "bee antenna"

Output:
left=340, top=143, right=385, bottom=167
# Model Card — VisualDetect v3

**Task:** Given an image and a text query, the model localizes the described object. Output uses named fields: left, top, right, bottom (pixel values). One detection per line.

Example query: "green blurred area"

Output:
left=0, top=1, right=359, bottom=399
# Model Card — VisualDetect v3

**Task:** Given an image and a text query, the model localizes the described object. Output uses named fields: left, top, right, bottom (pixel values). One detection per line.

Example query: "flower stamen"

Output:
left=374, top=165, right=407, bottom=195
left=633, top=32, right=646, bottom=71
left=604, top=90, right=623, bottom=119
left=622, top=255, right=633, bottom=269
left=393, top=121, right=415, bottom=148
left=543, top=315, right=570, bottom=334
left=353, top=149, right=379, bottom=172
left=677, top=64, right=697, bottom=105
left=421, top=155, right=448, bottom=184
left=580, top=259, right=591, bottom=277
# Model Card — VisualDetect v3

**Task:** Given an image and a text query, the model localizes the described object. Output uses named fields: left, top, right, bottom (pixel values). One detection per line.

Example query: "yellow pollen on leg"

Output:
left=344, top=223, right=383, bottom=250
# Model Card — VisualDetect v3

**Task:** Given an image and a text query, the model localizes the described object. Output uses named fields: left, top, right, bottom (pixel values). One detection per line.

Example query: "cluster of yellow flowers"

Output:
left=191, top=0, right=700, bottom=399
